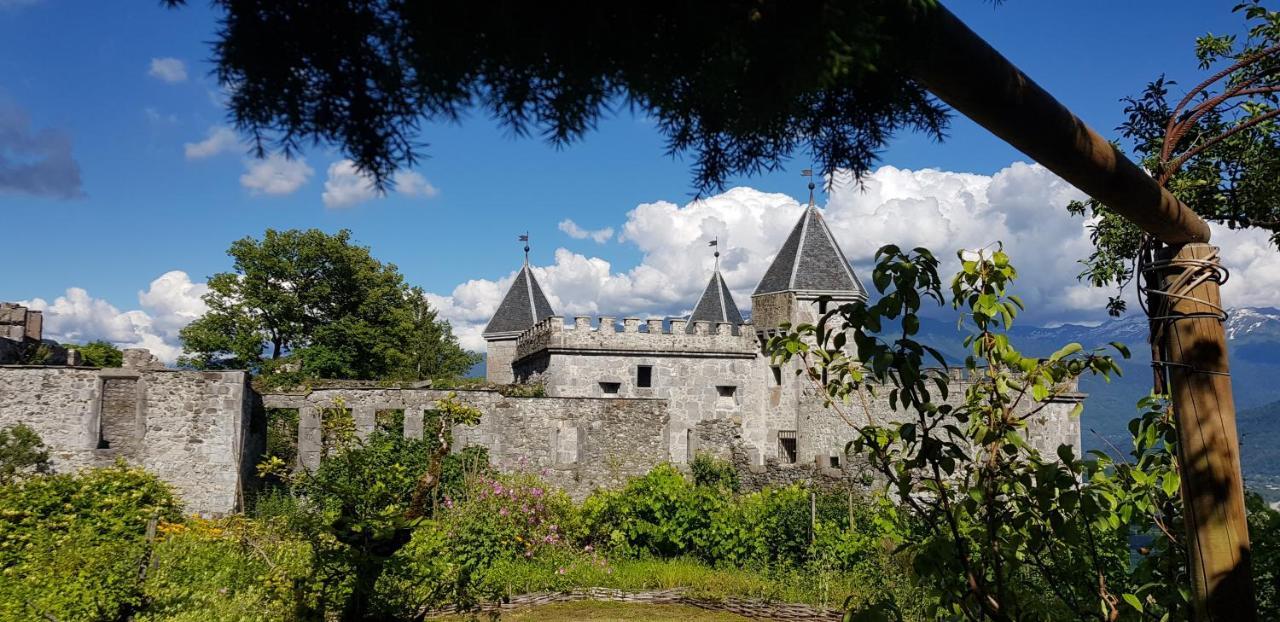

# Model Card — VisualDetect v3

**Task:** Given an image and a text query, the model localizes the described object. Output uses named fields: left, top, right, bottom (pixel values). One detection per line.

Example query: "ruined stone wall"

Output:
left=261, top=387, right=669, bottom=500
left=0, top=364, right=263, bottom=515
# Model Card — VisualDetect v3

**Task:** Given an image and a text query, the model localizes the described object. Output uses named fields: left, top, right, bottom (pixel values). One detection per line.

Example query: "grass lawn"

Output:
left=437, top=600, right=753, bottom=621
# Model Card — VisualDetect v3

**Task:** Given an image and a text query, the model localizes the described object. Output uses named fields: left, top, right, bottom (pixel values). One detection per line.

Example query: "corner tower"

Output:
left=750, top=189, right=866, bottom=337
left=483, top=243, right=555, bottom=383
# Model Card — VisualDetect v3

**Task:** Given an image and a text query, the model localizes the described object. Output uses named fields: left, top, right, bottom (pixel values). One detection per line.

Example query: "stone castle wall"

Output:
left=261, top=387, right=669, bottom=500
left=0, top=363, right=263, bottom=515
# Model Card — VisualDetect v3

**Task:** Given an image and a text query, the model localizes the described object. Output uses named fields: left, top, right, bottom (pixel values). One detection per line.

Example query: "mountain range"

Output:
left=918, top=307, right=1280, bottom=495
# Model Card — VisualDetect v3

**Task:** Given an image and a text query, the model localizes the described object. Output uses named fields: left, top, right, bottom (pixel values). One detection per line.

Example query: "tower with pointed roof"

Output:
left=750, top=178, right=866, bottom=338
left=483, top=240, right=555, bottom=383
left=687, top=241, right=744, bottom=331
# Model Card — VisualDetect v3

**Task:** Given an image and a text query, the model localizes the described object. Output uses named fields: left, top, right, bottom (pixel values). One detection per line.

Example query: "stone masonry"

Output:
left=260, top=387, right=668, bottom=499
left=0, top=353, right=264, bottom=515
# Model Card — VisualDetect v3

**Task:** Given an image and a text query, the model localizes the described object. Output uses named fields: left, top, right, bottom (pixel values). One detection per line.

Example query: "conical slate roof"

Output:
left=687, top=269, right=744, bottom=328
left=483, top=263, right=555, bottom=337
left=753, top=205, right=866, bottom=298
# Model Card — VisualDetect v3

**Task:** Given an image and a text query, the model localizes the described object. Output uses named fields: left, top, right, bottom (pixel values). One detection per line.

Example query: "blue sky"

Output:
left=4, top=1, right=1277, bottom=356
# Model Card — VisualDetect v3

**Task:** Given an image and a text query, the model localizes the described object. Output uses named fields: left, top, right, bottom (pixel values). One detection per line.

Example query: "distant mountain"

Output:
left=898, top=308, right=1280, bottom=482
left=1017, top=309, right=1280, bottom=484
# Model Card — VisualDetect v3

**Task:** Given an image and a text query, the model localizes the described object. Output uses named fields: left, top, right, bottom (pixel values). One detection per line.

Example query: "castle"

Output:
left=0, top=199, right=1082, bottom=515
left=481, top=200, right=1082, bottom=473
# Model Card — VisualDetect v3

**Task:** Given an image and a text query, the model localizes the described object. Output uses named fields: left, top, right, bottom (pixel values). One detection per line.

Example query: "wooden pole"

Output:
left=904, top=4, right=1255, bottom=619
left=1147, top=244, right=1254, bottom=621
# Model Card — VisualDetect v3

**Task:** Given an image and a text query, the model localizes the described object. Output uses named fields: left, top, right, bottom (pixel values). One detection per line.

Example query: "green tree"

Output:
left=1069, top=0, right=1280, bottom=314
left=69, top=340, right=123, bottom=367
left=178, top=228, right=477, bottom=381
left=260, top=394, right=481, bottom=621
left=766, top=245, right=1144, bottom=620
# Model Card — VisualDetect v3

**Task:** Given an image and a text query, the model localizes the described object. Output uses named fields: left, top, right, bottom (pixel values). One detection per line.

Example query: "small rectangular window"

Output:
left=716, top=385, right=736, bottom=398
left=599, top=381, right=621, bottom=395
left=637, top=365, right=653, bottom=388
left=770, top=366, right=782, bottom=386
left=777, top=430, right=797, bottom=464
left=829, top=455, right=840, bottom=468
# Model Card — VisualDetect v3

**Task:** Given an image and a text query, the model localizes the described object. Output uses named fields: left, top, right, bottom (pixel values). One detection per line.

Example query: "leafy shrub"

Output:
left=581, top=463, right=724, bottom=558
left=0, top=423, right=50, bottom=485
left=442, top=473, right=578, bottom=572
left=0, top=462, right=181, bottom=622
left=138, top=516, right=315, bottom=622
left=689, top=452, right=738, bottom=492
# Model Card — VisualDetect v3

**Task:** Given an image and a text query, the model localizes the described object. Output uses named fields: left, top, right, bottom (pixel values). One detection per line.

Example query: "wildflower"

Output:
left=531, top=487, right=543, bottom=498
left=499, top=507, right=509, bottom=517
left=556, top=567, right=566, bottom=575
left=583, top=544, right=593, bottom=552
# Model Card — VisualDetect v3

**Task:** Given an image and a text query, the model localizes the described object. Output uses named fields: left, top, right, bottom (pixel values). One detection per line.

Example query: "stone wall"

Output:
left=0, top=363, right=263, bottom=515
left=515, top=349, right=759, bottom=465
left=261, top=387, right=669, bottom=500
left=515, top=315, right=756, bottom=361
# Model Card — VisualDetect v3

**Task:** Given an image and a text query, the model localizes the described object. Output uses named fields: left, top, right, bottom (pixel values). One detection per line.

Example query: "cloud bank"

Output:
left=0, top=101, right=82, bottom=199
left=22, top=162, right=1280, bottom=359
left=321, top=159, right=439, bottom=208
left=241, top=154, right=314, bottom=196
left=428, top=163, right=1280, bottom=350
left=21, top=271, right=208, bottom=364
left=148, top=57, right=188, bottom=83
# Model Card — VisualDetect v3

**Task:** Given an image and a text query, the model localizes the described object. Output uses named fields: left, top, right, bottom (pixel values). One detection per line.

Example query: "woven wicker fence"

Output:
left=421, top=587, right=845, bottom=620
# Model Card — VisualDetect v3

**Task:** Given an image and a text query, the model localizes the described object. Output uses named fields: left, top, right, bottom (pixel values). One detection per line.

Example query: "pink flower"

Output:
left=556, top=567, right=566, bottom=575
left=531, top=487, right=543, bottom=498
left=499, top=507, right=509, bottom=517
left=583, top=544, right=594, bottom=552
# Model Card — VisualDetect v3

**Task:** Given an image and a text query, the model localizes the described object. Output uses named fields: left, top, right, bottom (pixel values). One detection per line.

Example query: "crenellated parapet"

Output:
left=516, top=315, right=756, bottom=361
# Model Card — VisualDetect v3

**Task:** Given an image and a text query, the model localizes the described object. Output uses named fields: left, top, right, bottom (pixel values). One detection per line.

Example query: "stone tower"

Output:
left=748, top=201, right=868, bottom=465
left=750, top=203, right=867, bottom=334
left=686, top=264, right=743, bottom=331
left=483, top=260, right=555, bottom=383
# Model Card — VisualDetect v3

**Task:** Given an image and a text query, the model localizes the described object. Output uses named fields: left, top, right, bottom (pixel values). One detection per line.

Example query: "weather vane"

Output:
left=708, top=237, right=719, bottom=270
left=519, top=232, right=530, bottom=263
left=802, top=168, right=815, bottom=206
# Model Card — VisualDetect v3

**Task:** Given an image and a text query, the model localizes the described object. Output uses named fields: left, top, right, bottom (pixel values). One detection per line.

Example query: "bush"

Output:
left=0, top=462, right=181, bottom=622
left=138, top=517, right=315, bottom=622
left=689, top=452, right=738, bottom=492
left=442, top=472, right=578, bottom=574
left=581, top=464, right=724, bottom=558
left=0, top=423, right=50, bottom=485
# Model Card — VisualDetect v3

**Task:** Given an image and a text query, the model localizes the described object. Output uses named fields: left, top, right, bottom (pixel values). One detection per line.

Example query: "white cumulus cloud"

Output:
left=322, top=159, right=439, bottom=208
left=184, top=126, right=239, bottom=160
left=20, top=271, right=209, bottom=364
left=558, top=219, right=614, bottom=243
left=241, top=154, right=313, bottom=196
left=148, top=57, right=188, bottom=83
left=426, top=162, right=1280, bottom=352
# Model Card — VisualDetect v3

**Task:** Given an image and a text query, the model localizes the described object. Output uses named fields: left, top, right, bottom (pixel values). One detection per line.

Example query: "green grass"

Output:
left=436, top=600, right=752, bottom=621
left=477, top=555, right=915, bottom=612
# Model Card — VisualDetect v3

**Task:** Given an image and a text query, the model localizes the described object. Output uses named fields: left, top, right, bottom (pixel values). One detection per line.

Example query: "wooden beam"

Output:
left=906, top=3, right=1211, bottom=246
